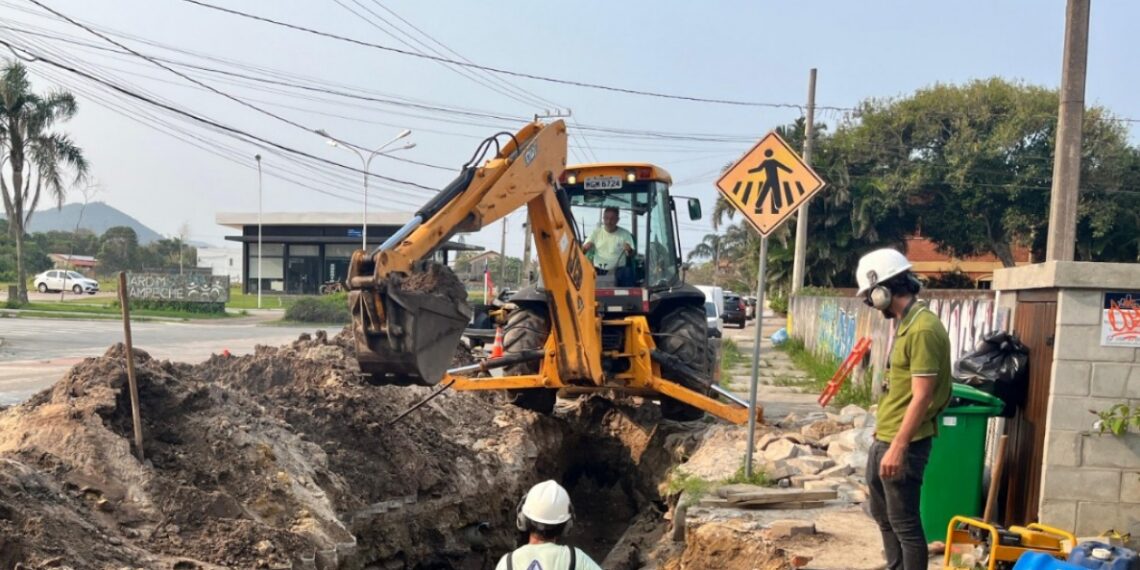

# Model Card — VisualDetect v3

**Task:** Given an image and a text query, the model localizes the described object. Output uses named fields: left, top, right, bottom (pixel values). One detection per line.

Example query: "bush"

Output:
left=284, top=293, right=350, bottom=323
left=112, top=299, right=226, bottom=314
left=768, top=288, right=789, bottom=315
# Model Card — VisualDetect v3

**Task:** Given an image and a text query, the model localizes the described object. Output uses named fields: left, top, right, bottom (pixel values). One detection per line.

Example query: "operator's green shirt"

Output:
left=875, top=301, right=953, bottom=443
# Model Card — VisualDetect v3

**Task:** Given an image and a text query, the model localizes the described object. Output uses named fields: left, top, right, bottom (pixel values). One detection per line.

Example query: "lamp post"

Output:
left=316, top=128, right=414, bottom=250
left=255, top=153, right=263, bottom=310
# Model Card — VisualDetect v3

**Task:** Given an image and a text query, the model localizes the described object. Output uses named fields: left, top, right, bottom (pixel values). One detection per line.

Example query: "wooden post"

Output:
left=117, top=271, right=145, bottom=461
left=983, top=435, right=1009, bottom=523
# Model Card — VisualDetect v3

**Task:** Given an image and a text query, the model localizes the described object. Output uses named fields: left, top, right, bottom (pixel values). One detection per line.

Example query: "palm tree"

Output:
left=0, top=61, right=88, bottom=302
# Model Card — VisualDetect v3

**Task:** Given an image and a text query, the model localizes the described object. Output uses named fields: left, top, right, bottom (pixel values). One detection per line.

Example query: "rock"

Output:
left=764, top=459, right=800, bottom=481
left=819, top=464, right=854, bottom=478
left=826, top=440, right=854, bottom=462
left=803, top=479, right=841, bottom=491
left=255, top=540, right=274, bottom=555
left=789, top=474, right=822, bottom=487
left=754, top=432, right=779, bottom=451
left=853, top=413, right=876, bottom=429
left=791, top=554, right=814, bottom=568
left=801, top=419, right=851, bottom=440
left=777, top=413, right=801, bottom=428
left=840, top=488, right=868, bottom=503
left=786, top=456, right=835, bottom=476
left=839, top=451, right=869, bottom=472
left=764, top=440, right=809, bottom=463
left=95, top=498, right=114, bottom=512
left=831, top=427, right=876, bottom=454
left=767, top=519, right=816, bottom=538
left=839, top=404, right=868, bottom=422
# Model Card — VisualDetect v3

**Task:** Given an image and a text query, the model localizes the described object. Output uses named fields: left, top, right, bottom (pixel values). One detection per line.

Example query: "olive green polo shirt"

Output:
left=875, top=301, right=953, bottom=443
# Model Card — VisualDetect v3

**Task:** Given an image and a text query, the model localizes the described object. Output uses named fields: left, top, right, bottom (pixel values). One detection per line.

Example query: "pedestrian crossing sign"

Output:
left=715, top=131, right=826, bottom=237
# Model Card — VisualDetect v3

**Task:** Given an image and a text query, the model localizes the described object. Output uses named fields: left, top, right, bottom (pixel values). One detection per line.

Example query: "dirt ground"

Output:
left=0, top=325, right=721, bottom=569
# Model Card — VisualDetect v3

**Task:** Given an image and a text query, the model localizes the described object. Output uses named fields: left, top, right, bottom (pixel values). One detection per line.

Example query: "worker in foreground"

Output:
left=496, top=480, right=601, bottom=570
left=855, top=248, right=952, bottom=570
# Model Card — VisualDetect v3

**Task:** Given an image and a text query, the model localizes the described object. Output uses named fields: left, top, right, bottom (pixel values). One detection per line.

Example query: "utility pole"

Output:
left=256, top=154, right=263, bottom=309
left=791, top=68, right=817, bottom=292
left=1045, top=0, right=1090, bottom=262
left=499, top=217, right=509, bottom=287
left=521, top=216, right=533, bottom=287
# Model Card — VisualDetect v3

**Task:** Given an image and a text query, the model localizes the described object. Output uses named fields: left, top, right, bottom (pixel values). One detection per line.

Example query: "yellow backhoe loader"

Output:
left=346, top=120, right=759, bottom=423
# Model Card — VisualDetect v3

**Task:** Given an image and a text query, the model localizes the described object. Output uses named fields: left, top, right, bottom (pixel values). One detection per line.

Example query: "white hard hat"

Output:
left=519, top=480, right=573, bottom=526
left=855, top=248, right=913, bottom=296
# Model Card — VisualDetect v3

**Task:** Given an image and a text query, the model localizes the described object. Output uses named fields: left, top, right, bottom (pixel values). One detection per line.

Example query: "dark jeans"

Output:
left=867, top=437, right=932, bottom=570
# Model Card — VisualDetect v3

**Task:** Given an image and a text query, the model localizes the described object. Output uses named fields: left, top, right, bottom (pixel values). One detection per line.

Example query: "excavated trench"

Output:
left=0, top=330, right=703, bottom=570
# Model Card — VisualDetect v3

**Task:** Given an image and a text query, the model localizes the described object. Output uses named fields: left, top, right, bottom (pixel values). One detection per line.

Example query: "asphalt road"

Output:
left=0, top=316, right=331, bottom=406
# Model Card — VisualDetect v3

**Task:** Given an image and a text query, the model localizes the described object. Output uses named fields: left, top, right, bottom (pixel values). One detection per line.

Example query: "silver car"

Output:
left=34, top=270, right=100, bottom=294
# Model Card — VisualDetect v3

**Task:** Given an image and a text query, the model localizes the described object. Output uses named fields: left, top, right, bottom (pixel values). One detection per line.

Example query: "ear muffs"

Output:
left=869, top=285, right=892, bottom=310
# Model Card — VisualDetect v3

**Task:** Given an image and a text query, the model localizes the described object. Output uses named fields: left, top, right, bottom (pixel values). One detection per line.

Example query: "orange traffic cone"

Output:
left=490, top=326, right=505, bottom=358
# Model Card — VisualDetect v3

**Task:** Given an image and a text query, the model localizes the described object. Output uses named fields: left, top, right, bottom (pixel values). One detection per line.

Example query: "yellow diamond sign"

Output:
left=716, top=131, right=826, bottom=237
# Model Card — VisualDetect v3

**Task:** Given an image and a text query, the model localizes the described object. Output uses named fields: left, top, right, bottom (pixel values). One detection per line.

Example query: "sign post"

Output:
left=715, top=131, right=827, bottom=477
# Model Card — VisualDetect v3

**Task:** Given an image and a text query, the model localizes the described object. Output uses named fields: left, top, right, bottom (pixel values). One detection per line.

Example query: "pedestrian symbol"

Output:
left=716, top=131, right=826, bottom=236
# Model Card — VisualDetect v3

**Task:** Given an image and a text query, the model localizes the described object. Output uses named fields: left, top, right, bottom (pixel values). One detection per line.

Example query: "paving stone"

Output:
left=803, top=479, right=842, bottom=491
left=819, top=464, right=854, bottom=478
left=764, top=439, right=809, bottom=463
left=789, top=474, right=822, bottom=487
left=786, top=456, right=835, bottom=476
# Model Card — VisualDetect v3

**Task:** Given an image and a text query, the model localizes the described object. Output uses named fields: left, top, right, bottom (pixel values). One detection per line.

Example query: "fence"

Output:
left=788, top=290, right=1002, bottom=395
left=126, top=273, right=231, bottom=303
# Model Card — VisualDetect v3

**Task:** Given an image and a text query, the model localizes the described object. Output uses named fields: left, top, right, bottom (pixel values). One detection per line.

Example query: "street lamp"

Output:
left=255, top=154, right=263, bottom=310
left=315, top=128, right=414, bottom=250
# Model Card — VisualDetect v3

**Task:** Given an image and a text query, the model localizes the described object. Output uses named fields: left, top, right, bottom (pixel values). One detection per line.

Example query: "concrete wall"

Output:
left=994, top=262, right=1140, bottom=539
left=788, top=290, right=997, bottom=393
left=127, top=273, right=231, bottom=303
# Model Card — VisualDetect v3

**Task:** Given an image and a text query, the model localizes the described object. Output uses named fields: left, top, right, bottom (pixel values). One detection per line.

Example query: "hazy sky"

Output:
left=2, top=0, right=1136, bottom=260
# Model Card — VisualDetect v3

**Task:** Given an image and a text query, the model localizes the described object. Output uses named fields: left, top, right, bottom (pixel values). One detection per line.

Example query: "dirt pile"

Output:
left=0, top=327, right=705, bottom=569
left=0, top=329, right=563, bottom=569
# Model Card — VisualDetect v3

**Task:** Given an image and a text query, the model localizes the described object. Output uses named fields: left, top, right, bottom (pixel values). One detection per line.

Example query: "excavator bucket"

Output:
left=351, top=262, right=472, bottom=386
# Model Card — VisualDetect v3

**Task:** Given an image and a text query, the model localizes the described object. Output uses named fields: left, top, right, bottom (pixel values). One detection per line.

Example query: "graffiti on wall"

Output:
left=789, top=291, right=998, bottom=394
left=127, top=273, right=231, bottom=303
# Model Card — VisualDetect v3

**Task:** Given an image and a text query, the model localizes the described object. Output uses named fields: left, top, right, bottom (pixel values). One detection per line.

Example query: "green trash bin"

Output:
left=920, top=383, right=1006, bottom=542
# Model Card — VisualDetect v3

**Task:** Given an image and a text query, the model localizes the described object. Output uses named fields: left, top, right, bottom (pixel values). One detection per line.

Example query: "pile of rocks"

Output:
left=757, top=404, right=877, bottom=503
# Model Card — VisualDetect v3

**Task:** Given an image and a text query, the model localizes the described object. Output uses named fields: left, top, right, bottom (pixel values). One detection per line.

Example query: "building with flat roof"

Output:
left=216, top=212, right=480, bottom=295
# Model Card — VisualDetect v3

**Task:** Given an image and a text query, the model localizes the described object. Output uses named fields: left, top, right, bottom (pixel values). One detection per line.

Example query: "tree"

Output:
left=0, top=218, right=50, bottom=282
left=0, top=61, right=88, bottom=301
left=98, top=226, right=138, bottom=274
left=847, top=78, right=1139, bottom=266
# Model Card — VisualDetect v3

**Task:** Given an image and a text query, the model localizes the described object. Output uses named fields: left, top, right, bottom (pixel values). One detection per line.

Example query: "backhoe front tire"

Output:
left=503, top=305, right=556, bottom=415
left=655, top=304, right=713, bottom=422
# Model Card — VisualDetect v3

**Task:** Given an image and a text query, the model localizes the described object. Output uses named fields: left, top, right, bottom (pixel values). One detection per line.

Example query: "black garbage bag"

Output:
left=955, top=331, right=1029, bottom=417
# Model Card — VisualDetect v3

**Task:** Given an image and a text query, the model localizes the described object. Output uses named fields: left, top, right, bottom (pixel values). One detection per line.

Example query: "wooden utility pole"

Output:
left=1045, top=0, right=1090, bottom=262
left=117, top=272, right=145, bottom=461
left=791, top=68, right=817, bottom=292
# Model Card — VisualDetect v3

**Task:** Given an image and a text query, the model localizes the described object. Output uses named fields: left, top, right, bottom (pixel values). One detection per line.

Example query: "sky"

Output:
left=1, top=0, right=1136, bottom=261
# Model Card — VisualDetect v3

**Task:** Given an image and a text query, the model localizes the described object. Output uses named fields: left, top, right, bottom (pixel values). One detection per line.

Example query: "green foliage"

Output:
left=284, top=293, right=350, bottom=323
left=723, top=464, right=769, bottom=487
left=97, top=226, right=139, bottom=274
left=1093, top=404, right=1140, bottom=436
left=798, top=286, right=844, bottom=297
left=925, top=271, right=977, bottom=290
left=768, top=288, right=789, bottom=315
left=0, top=219, right=51, bottom=282
left=720, top=338, right=748, bottom=370
left=777, top=338, right=874, bottom=408
left=118, top=299, right=225, bottom=314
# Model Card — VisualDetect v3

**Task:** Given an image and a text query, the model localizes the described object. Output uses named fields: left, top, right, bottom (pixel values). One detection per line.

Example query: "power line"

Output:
left=1, top=37, right=439, bottom=192
left=176, top=0, right=845, bottom=111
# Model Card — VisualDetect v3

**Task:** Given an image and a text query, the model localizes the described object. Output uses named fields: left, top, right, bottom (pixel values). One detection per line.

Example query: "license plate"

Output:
left=584, top=176, right=622, bottom=190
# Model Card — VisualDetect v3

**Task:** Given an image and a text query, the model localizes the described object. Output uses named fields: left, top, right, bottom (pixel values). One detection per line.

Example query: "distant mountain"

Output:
left=4, top=202, right=165, bottom=244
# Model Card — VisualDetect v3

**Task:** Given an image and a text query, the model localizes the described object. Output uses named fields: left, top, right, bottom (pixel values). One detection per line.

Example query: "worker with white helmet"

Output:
left=855, top=248, right=951, bottom=570
left=496, top=480, right=601, bottom=570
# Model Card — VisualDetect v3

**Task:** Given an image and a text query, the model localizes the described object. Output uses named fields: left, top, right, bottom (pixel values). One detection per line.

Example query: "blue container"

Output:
left=1068, top=542, right=1139, bottom=570
left=1013, top=552, right=1083, bottom=570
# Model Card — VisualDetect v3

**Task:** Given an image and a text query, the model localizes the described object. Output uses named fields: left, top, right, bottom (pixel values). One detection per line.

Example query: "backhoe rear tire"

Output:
left=503, top=305, right=556, bottom=415
left=655, top=304, right=713, bottom=422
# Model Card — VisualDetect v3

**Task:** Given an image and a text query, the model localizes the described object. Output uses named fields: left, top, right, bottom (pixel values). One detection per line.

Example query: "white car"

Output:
left=34, top=270, right=100, bottom=294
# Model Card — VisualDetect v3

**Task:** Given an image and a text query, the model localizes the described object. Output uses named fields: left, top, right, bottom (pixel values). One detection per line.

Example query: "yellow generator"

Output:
left=944, top=516, right=1075, bottom=570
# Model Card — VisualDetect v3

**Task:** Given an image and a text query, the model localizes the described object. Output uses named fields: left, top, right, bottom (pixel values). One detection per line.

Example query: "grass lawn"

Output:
left=12, top=301, right=231, bottom=320
left=775, top=338, right=873, bottom=409
left=226, top=288, right=295, bottom=310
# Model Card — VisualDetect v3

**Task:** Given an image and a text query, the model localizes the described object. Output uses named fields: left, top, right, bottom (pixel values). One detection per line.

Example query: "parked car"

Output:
left=704, top=301, right=722, bottom=338
left=721, top=293, right=747, bottom=328
left=33, top=270, right=100, bottom=294
left=744, top=296, right=758, bottom=320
